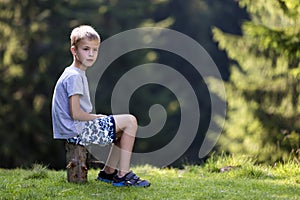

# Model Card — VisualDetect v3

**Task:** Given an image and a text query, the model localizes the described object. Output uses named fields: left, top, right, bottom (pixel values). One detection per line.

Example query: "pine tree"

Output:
left=212, top=0, right=300, bottom=163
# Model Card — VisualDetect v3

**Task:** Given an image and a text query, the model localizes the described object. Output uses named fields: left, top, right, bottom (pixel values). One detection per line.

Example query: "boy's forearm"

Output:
left=72, top=110, right=106, bottom=121
left=72, top=110, right=96, bottom=121
left=72, top=110, right=105, bottom=121
left=69, top=95, right=106, bottom=121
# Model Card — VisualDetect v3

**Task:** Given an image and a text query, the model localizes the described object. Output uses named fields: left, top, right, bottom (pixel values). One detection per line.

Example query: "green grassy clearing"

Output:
left=1, top=156, right=299, bottom=200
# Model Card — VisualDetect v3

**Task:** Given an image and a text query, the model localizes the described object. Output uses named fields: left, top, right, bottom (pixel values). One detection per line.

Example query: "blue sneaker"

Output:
left=97, top=169, right=118, bottom=183
left=112, top=171, right=150, bottom=187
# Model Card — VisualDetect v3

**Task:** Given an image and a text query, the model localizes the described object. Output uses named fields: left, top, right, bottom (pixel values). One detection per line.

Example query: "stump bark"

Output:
left=65, top=143, right=88, bottom=183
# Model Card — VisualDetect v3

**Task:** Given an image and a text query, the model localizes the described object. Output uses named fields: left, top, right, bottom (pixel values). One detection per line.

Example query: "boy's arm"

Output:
left=70, top=94, right=104, bottom=121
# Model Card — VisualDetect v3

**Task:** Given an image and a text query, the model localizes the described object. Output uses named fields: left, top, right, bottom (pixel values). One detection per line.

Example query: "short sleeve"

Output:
left=64, top=75, right=84, bottom=97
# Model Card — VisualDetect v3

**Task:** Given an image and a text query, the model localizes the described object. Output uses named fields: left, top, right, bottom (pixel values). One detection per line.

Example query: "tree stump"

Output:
left=65, top=142, right=88, bottom=183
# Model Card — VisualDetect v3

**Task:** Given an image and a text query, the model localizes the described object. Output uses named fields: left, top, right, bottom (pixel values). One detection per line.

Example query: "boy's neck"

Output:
left=72, top=59, right=87, bottom=71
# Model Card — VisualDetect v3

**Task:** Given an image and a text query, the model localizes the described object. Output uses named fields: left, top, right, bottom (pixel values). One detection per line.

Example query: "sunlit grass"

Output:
left=0, top=155, right=299, bottom=200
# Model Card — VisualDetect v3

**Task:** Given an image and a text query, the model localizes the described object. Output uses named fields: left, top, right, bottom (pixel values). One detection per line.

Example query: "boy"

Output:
left=51, top=25, right=150, bottom=187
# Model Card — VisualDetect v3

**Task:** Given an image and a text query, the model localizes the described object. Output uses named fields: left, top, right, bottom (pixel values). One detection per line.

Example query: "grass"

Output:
left=1, top=155, right=300, bottom=200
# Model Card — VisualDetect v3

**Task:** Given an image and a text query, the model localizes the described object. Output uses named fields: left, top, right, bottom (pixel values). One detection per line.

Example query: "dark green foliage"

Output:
left=213, top=0, right=300, bottom=163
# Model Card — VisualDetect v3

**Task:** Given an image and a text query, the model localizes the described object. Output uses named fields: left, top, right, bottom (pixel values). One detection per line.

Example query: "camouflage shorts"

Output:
left=77, top=115, right=116, bottom=146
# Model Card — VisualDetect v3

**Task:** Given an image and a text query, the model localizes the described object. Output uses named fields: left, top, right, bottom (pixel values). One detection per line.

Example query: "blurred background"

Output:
left=0, top=0, right=299, bottom=169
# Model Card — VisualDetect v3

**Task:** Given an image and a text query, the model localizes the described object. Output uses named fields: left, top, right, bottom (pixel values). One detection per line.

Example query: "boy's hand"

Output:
left=95, top=114, right=107, bottom=118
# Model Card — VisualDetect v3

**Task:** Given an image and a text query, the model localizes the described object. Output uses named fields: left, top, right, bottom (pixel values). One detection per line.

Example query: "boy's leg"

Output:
left=103, top=114, right=137, bottom=177
left=97, top=141, right=120, bottom=183
left=102, top=142, right=120, bottom=174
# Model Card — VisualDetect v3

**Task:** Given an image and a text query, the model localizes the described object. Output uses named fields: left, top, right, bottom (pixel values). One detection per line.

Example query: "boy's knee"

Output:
left=128, top=114, right=137, bottom=127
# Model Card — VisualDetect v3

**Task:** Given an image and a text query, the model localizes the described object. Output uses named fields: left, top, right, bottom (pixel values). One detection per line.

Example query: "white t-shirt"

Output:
left=52, top=65, right=92, bottom=139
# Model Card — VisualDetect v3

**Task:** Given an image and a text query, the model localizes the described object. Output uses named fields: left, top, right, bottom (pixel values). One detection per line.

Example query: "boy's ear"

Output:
left=70, top=46, right=76, bottom=55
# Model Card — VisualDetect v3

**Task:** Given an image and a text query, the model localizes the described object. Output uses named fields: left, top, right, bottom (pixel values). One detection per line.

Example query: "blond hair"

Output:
left=70, top=25, right=100, bottom=47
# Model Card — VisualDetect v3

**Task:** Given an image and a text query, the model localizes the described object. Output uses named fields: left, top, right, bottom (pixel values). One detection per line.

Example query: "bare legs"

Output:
left=102, top=114, right=137, bottom=177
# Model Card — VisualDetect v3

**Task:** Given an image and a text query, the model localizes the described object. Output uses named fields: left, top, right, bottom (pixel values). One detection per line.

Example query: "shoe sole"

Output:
left=97, top=177, right=113, bottom=183
left=112, top=181, right=151, bottom=187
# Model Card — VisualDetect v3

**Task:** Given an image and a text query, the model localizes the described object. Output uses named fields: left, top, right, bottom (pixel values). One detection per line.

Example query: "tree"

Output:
left=212, top=0, right=300, bottom=163
left=0, top=0, right=59, bottom=168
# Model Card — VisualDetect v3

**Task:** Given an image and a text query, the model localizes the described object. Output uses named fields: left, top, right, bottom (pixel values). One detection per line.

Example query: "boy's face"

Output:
left=74, top=39, right=100, bottom=68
